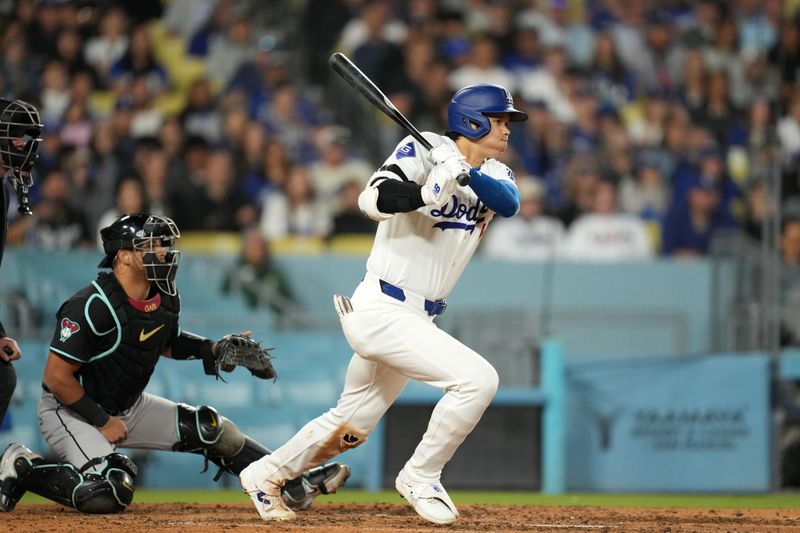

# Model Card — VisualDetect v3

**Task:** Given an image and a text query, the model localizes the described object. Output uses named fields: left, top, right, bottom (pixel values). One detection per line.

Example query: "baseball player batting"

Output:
left=240, top=84, right=527, bottom=525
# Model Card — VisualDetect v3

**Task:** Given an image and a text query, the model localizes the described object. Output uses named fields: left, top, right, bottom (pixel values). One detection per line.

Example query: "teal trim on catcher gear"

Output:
left=3, top=448, right=137, bottom=514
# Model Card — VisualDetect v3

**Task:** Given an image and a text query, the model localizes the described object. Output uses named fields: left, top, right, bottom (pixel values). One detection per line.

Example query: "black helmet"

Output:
left=98, top=213, right=181, bottom=296
left=0, top=98, right=43, bottom=187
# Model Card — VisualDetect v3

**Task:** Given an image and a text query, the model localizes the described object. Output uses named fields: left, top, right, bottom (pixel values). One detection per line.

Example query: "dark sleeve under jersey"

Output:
left=49, top=291, right=117, bottom=364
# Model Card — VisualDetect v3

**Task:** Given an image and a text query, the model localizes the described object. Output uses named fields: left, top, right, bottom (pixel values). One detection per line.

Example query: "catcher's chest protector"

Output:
left=77, top=273, right=179, bottom=414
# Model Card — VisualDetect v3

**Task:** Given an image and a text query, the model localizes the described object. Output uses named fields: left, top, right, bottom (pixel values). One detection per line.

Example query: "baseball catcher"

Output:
left=0, top=213, right=350, bottom=514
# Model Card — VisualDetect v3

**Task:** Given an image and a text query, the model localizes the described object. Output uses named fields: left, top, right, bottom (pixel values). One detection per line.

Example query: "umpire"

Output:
left=0, top=98, right=42, bottom=428
left=0, top=213, right=349, bottom=513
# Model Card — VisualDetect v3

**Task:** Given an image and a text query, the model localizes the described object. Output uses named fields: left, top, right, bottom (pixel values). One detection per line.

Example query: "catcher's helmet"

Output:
left=98, top=213, right=181, bottom=296
left=447, top=84, right=527, bottom=140
left=0, top=98, right=43, bottom=187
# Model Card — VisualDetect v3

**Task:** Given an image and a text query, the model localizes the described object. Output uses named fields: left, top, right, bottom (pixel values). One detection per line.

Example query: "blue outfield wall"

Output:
left=0, top=249, right=769, bottom=491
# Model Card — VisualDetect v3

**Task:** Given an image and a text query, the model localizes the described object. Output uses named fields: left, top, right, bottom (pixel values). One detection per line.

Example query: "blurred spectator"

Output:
left=482, top=177, right=565, bottom=261
left=260, top=164, right=329, bottom=240
left=1, top=20, right=41, bottom=96
left=236, top=120, right=267, bottom=180
left=448, top=34, right=515, bottom=93
left=782, top=217, right=800, bottom=266
left=206, top=11, right=257, bottom=89
left=619, top=151, right=671, bottom=221
left=180, top=77, right=222, bottom=143
left=222, top=226, right=300, bottom=323
left=64, top=146, right=112, bottom=233
left=54, top=28, right=94, bottom=83
left=518, top=44, right=575, bottom=123
left=337, top=0, right=406, bottom=55
left=779, top=91, right=800, bottom=163
left=556, top=156, right=602, bottom=227
left=8, top=169, right=91, bottom=250
left=661, top=175, right=737, bottom=258
left=140, top=146, right=171, bottom=217
left=39, top=59, right=70, bottom=126
left=563, top=180, right=653, bottom=262
left=673, top=143, right=741, bottom=222
left=769, top=15, right=800, bottom=105
left=245, top=137, right=289, bottom=202
left=741, top=179, right=768, bottom=241
left=84, top=7, right=129, bottom=85
left=259, top=82, right=319, bottom=161
left=96, top=177, right=148, bottom=247
left=517, top=0, right=594, bottom=67
left=108, top=23, right=169, bottom=96
left=162, top=0, right=217, bottom=42
left=195, top=149, right=256, bottom=231
left=351, top=0, right=406, bottom=93
left=308, top=125, right=372, bottom=214
left=587, top=29, right=636, bottom=108
left=329, top=180, right=377, bottom=238
left=501, top=24, right=540, bottom=77
left=188, top=0, right=234, bottom=57
left=125, top=74, right=164, bottom=138
left=59, top=100, right=93, bottom=148
left=614, top=8, right=684, bottom=94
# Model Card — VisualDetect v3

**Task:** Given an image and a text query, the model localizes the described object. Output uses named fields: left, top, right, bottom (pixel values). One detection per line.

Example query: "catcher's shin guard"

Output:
left=173, top=403, right=250, bottom=474
left=14, top=452, right=136, bottom=514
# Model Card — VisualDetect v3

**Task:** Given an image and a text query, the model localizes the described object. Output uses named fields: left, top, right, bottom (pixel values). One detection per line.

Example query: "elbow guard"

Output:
left=358, top=186, right=394, bottom=222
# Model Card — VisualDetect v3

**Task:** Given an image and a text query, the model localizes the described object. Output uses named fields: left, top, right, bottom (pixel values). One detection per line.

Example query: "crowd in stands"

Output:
left=2, top=0, right=800, bottom=263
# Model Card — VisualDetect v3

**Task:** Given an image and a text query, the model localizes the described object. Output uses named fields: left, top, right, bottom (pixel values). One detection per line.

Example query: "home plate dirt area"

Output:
left=5, top=503, right=799, bottom=532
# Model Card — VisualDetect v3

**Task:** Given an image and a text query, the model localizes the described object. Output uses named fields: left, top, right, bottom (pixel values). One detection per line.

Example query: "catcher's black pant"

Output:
left=0, top=361, right=16, bottom=426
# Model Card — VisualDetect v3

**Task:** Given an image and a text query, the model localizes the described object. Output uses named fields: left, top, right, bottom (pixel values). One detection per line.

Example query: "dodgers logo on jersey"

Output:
left=395, top=141, right=416, bottom=159
left=430, top=197, right=488, bottom=234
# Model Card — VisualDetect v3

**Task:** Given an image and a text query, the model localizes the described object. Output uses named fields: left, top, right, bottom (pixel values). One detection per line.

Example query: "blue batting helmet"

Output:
left=447, top=84, right=527, bottom=139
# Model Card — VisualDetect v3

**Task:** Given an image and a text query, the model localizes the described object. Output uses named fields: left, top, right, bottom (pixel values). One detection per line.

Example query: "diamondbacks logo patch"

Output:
left=395, top=141, right=415, bottom=159
left=60, top=318, right=80, bottom=342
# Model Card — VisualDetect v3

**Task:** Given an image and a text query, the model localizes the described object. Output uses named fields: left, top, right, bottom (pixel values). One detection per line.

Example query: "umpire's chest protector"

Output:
left=78, top=273, right=179, bottom=414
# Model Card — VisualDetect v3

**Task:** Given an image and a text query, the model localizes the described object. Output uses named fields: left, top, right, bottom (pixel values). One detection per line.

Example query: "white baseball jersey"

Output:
left=242, top=130, right=512, bottom=504
left=364, top=132, right=517, bottom=300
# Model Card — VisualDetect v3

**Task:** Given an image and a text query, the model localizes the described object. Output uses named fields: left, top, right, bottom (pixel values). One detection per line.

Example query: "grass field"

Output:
left=22, top=488, right=800, bottom=509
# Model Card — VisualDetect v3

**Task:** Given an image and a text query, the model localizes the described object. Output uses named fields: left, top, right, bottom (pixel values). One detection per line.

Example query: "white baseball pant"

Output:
left=246, top=272, right=499, bottom=484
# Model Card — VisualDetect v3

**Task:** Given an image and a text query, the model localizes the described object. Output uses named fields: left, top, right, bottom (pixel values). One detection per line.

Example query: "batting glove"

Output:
left=421, top=163, right=459, bottom=207
left=428, top=143, right=462, bottom=166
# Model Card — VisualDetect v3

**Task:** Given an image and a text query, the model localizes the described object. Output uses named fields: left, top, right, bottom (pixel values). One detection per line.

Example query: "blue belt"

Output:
left=379, top=279, right=447, bottom=316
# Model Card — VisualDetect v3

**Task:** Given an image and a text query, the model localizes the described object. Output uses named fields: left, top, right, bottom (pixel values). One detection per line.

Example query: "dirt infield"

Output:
left=5, top=502, right=799, bottom=532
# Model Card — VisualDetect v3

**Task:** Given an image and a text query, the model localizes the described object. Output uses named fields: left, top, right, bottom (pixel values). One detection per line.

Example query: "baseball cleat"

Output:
left=0, top=443, right=39, bottom=512
left=282, top=462, right=351, bottom=511
left=239, top=464, right=295, bottom=521
left=395, top=467, right=459, bottom=525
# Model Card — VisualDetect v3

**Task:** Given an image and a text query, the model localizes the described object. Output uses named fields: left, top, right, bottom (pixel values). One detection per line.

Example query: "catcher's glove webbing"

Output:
left=214, top=333, right=277, bottom=381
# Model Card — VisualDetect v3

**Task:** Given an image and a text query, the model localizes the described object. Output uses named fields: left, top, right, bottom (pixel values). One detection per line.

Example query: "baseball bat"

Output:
left=329, top=52, right=470, bottom=186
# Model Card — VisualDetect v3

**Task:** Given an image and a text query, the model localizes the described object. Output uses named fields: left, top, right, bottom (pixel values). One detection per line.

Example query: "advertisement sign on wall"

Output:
left=566, top=354, right=770, bottom=492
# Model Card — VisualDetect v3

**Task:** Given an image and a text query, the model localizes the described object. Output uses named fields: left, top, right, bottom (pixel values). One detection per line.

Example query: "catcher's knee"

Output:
left=173, top=403, right=245, bottom=457
left=173, top=403, right=271, bottom=477
left=74, top=453, right=137, bottom=513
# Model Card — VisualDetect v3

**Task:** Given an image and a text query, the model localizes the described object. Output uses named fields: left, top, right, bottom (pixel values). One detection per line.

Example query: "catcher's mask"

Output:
left=0, top=98, right=43, bottom=214
left=98, top=213, right=181, bottom=296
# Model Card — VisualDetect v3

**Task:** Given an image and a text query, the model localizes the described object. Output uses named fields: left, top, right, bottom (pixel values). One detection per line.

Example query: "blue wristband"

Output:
left=468, top=168, right=520, bottom=218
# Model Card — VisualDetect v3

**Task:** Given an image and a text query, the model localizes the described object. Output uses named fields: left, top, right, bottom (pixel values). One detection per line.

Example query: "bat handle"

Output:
left=456, top=172, right=471, bottom=187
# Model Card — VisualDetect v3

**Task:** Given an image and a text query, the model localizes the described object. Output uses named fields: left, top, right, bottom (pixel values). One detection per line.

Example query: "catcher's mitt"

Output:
left=214, top=333, right=277, bottom=381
